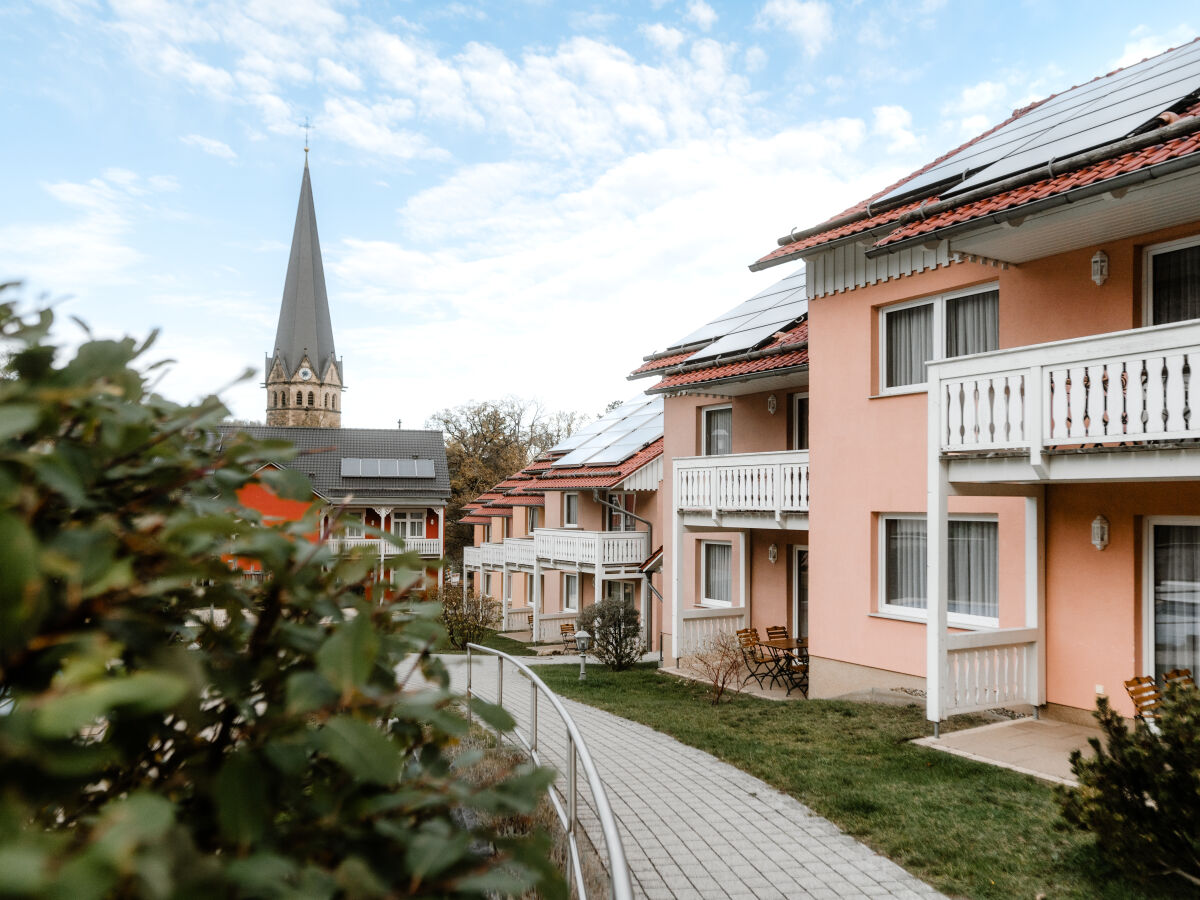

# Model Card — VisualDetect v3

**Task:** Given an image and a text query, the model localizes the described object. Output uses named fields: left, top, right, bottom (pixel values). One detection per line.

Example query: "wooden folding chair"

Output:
left=560, top=621, right=577, bottom=652
left=736, top=627, right=776, bottom=688
left=765, top=625, right=789, bottom=641
left=1125, top=669, right=1194, bottom=733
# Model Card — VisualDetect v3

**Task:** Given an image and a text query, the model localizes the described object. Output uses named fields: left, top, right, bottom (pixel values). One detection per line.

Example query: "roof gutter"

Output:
left=645, top=361, right=809, bottom=395
left=632, top=329, right=808, bottom=380
left=762, top=114, right=1200, bottom=261
left=866, top=147, right=1200, bottom=259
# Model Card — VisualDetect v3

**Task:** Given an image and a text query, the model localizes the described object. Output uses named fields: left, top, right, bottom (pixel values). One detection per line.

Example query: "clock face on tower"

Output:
left=299, top=367, right=312, bottom=380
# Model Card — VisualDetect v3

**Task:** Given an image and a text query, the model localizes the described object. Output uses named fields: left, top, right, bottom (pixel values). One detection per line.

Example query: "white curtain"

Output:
left=1153, top=245, right=1200, bottom=324
left=885, top=518, right=998, bottom=618
left=705, top=543, right=732, bottom=604
left=946, top=290, right=999, bottom=357
left=706, top=407, right=732, bottom=455
left=885, top=303, right=933, bottom=388
left=1153, top=524, right=1200, bottom=679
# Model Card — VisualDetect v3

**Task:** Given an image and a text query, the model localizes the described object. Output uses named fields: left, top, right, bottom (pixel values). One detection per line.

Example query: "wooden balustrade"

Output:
left=463, top=546, right=481, bottom=568
left=537, top=611, right=579, bottom=643
left=327, top=536, right=442, bottom=558
left=481, top=543, right=505, bottom=567
left=943, top=628, right=1038, bottom=715
left=675, top=450, right=810, bottom=514
left=533, top=529, right=648, bottom=568
left=934, top=320, right=1200, bottom=455
left=503, top=537, right=536, bottom=567
left=677, top=607, right=746, bottom=657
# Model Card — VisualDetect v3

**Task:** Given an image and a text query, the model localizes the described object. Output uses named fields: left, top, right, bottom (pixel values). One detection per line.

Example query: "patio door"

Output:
left=792, top=546, right=808, bottom=640
left=605, top=580, right=636, bottom=605
left=1145, top=519, right=1200, bottom=679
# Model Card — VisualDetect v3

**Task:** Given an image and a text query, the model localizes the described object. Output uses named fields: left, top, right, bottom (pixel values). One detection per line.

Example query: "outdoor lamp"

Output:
left=1091, top=250, right=1109, bottom=285
left=575, top=629, right=591, bottom=681
left=1091, top=515, right=1109, bottom=551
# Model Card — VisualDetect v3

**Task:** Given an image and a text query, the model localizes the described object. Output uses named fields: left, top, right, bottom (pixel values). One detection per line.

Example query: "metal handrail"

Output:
left=465, top=644, right=633, bottom=900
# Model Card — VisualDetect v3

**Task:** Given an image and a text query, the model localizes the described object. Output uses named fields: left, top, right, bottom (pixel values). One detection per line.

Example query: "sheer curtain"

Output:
left=1153, top=524, right=1200, bottom=679
left=885, top=303, right=933, bottom=388
left=704, top=543, right=732, bottom=604
left=1152, top=245, right=1200, bottom=324
left=947, top=520, right=998, bottom=618
left=946, top=290, right=999, bottom=357
left=885, top=518, right=927, bottom=608
left=705, top=407, right=732, bottom=455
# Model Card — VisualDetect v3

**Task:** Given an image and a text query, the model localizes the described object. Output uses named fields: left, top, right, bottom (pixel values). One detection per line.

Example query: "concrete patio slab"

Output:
left=913, top=717, right=1101, bottom=785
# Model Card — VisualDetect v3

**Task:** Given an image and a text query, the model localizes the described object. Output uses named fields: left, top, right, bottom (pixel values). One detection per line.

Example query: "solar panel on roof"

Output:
left=548, top=395, right=663, bottom=467
left=685, top=294, right=808, bottom=362
left=663, top=267, right=807, bottom=358
left=340, top=458, right=435, bottom=478
left=880, top=41, right=1200, bottom=204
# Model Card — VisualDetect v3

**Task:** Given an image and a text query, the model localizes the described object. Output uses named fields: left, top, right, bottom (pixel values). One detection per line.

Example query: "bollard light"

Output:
left=575, top=629, right=591, bottom=681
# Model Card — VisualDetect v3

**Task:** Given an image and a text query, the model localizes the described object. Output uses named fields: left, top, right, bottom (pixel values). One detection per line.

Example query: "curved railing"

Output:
left=464, top=645, right=633, bottom=900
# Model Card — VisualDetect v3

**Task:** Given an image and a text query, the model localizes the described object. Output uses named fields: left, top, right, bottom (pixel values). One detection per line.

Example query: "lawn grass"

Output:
left=535, top=663, right=1189, bottom=900
left=434, top=628, right=536, bottom=656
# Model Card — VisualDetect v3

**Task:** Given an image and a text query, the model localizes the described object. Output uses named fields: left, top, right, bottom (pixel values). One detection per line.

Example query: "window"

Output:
left=792, top=393, right=809, bottom=451
left=880, top=515, right=998, bottom=623
left=793, top=546, right=809, bottom=640
left=606, top=493, right=635, bottom=531
left=391, top=510, right=424, bottom=539
left=703, top=405, right=732, bottom=455
left=1145, top=236, right=1200, bottom=325
left=563, top=573, right=579, bottom=611
left=563, top=492, right=579, bottom=527
left=701, top=541, right=732, bottom=606
left=1146, top=520, right=1200, bottom=680
left=323, top=394, right=328, bottom=408
left=482, top=524, right=491, bottom=543
left=881, top=285, right=999, bottom=391
left=605, top=580, right=636, bottom=605
left=484, top=573, right=493, bottom=598
left=526, top=506, right=540, bottom=532
left=296, top=390, right=303, bottom=406
left=281, top=392, right=287, bottom=407
left=343, top=512, right=364, bottom=539
left=308, top=391, right=314, bottom=406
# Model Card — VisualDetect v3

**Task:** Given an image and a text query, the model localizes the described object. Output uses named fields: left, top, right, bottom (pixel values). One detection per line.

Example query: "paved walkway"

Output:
left=441, top=654, right=944, bottom=900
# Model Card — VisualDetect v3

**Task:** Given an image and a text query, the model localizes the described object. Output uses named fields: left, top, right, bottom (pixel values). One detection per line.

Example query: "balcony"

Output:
left=504, top=537, right=536, bottom=568
left=674, top=450, right=810, bottom=529
left=930, top=319, right=1200, bottom=483
left=463, top=546, right=481, bottom=568
left=534, top=528, right=649, bottom=571
left=327, top=536, right=442, bottom=558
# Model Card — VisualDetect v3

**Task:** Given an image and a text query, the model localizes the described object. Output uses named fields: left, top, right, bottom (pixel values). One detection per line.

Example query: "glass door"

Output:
left=1149, top=522, right=1200, bottom=679
left=792, top=546, right=808, bottom=640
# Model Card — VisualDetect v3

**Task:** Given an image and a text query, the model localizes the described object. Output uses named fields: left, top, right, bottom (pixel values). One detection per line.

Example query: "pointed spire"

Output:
left=270, top=160, right=338, bottom=383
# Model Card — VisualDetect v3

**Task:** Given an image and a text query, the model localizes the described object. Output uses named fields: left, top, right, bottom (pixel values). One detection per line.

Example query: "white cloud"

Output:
left=316, top=56, right=363, bottom=90
left=745, top=45, right=767, bottom=73
left=1113, top=24, right=1195, bottom=69
left=181, top=133, right=238, bottom=160
left=872, top=104, right=919, bottom=153
left=686, top=0, right=718, bottom=32
left=641, top=22, right=685, bottom=54
left=755, top=0, right=832, bottom=58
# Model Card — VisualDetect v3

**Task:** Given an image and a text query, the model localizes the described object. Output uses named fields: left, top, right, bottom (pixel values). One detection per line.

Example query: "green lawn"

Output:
left=434, top=628, right=536, bottom=656
left=535, top=663, right=1188, bottom=900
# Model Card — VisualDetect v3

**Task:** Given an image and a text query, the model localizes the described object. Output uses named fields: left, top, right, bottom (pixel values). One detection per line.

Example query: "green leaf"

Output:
left=0, top=404, right=38, bottom=441
left=317, top=716, right=402, bottom=785
left=316, top=613, right=378, bottom=694
left=0, top=841, right=50, bottom=893
left=285, top=670, right=338, bottom=715
left=260, top=466, right=314, bottom=501
left=215, top=752, right=268, bottom=847
left=0, top=513, right=38, bottom=625
left=333, top=857, right=388, bottom=899
left=407, top=824, right=472, bottom=881
left=34, top=671, right=189, bottom=738
left=226, top=852, right=299, bottom=896
left=90, top=792, right=176, bottom=863
left=467, top=696, right=516, bottom=732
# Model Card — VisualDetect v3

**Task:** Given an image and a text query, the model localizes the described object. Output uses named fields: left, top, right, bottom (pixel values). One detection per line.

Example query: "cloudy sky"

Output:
left=2, top=2, right=1197, bottom=427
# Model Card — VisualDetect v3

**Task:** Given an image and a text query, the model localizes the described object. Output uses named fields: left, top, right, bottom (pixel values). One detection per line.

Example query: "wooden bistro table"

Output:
left=758, top=637, right=809, bottom=697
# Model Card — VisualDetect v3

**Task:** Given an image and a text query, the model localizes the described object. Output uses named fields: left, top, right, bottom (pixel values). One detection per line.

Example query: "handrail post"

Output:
left=466, top=645, right=473, bottom=726
left=568, top=735, right=578, bottom=839
left=497, top=654, right=503, bottom=708
left=530, top=679, right=538, bottom=752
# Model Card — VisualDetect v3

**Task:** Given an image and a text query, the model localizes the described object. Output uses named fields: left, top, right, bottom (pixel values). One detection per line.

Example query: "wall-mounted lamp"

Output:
left=768, top=543, right=778, bottom=564
left=1091, top=515, right=1110, bottom=551
left=1091, top=250, right=1109, bottom=286
left=767, top=394, right=778, bottom=415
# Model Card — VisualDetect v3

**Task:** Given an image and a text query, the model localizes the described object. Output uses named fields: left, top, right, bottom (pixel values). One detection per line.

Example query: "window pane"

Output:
left=947, top=520, right=998, bottom=618
left=946, top=290, right=999, bottom=357
left=564, top=494, right=577, bottom=525
left=885, top=303, right=934, bottom=387
left=1153, top=245, right=1200, bottom=324
left=1153, top=524, right=1200, bottom=679
left=705, top=407, right=732, bottom=455
left=885, top=518, right=927, bottom=608
left=794, top=396, right=809, bottom=450
left=704, top=543, right=731, bottom=604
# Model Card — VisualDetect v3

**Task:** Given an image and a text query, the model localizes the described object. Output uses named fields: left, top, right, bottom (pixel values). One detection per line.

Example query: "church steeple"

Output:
left=265, top=159, right=343, bottom=427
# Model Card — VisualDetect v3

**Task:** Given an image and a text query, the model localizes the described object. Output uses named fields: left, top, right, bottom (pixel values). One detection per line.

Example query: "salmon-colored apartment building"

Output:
left=471, top=39, right=1200, bottom=729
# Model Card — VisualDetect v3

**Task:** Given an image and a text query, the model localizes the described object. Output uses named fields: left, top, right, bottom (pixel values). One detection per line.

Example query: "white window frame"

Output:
left=702, top=404, right=733, bottom=456
left=391, top=510, right=424, bottom=539
left=792, top=544, right=808, bottom=640
left=876, top=513, right=1000, bottom=628
left=482, top=524, right=491, bottom=544
left=878, top=282, right=999, bottom=396
left=700, top=540, right=733, bottom=608
left=343, top=511, right=365, bottom=539
left=605, top=492, right=636, bottom=532
left=605, top=580, right=636, bottom=604
left=563, top=492, right=579, bottom=527
left=1142, top=515, right=1200, bottom=677
left=562, top=572, right=579, bottom=612
left=483, top=573, right=493, bottom=598
left=1142, top=234, right=1200, bottom=326
left=792, top=392, right=809, bottom=451
left=526, top=506, right=540, bottom=532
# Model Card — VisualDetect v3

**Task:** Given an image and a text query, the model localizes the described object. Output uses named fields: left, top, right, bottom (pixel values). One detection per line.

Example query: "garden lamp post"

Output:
left=575, top=629, right=591, bottom=681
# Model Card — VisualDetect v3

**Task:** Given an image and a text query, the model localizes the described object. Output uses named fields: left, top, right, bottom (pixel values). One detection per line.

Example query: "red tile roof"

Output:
left=534, top=439, right=664, bottom=490
left=645, top=321, right=809, bottom=392
left=506, top=495, right=545, bottom=506
left=459, top=515, right=494, bottom=525
left=630, top=351, right=694, bottom=376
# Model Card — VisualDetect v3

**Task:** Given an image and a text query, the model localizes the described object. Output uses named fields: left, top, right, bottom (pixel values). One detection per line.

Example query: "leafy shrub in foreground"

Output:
left=1059, top=683, right=1200, bottom=889
left=0, top=296, right=563, bottom=898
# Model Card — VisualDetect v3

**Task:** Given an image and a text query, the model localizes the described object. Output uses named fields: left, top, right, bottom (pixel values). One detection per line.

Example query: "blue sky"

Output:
left=2, top=1, right=1197, bottom=427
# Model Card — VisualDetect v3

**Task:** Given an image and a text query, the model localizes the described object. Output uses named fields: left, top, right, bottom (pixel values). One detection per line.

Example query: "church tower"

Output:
left=265, top=156, right=344, bottom=427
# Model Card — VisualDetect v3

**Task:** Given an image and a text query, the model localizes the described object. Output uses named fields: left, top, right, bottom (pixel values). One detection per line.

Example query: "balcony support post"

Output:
left=533, top=559, right=543, bottom=643
left=501, top=564, right=510, bottom=628
left=437, top=507, right=445, bottom=590
left=1025, top=489, right=1047, bottom=709
left=739, top=531, right=749, bottom=624
left=927, top=380, right=950, bottom=731
left=673, top=468, right=684, bottom=667
left=1027, top=365, right=1046, bottom=478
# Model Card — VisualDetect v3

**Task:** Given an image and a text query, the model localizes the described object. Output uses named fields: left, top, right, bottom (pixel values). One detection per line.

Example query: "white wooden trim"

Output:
left=700, top=540, right=733, bottom=606
left=1142, top=515, right=1200, bottom=678
left=792, top=544, right=808, bottom=640
left=702, top=404, right=733, bottom=456
left=1142, top=232, right=1200, bottom=326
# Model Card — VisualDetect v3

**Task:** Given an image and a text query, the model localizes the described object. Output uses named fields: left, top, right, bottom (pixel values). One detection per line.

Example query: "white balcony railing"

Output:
left=481, top=542, right=505, bottom=568
left=676, top=606, right=746, bottom=657
left=463, top=546, right=481, bottom=568
left=675, top=450, right=810, bottom=515
left=328, top=536, right=442, bottom=558
left=943, top=628, right=1039, bottom=716
left=534, top=528, right=649, bottom=568
left=504, top=537, right=536, bottom=567
left=932, top=319, right=1200, bottom=456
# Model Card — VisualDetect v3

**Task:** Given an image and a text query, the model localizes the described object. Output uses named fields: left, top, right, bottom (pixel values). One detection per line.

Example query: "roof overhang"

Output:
left=647, top=366, right=809, bottom=398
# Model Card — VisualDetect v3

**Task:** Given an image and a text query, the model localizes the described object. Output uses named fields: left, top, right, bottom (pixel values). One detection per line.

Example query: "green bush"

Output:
left=0, top=298, right=563, bottom=899
left=1059, top=683, right=1200, bottom=889
left=436, top=583, right=499, bottom=650
left=579, top=596, right=644, bottom=671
